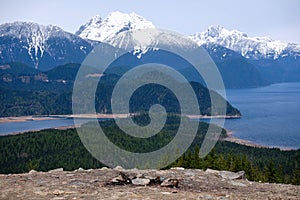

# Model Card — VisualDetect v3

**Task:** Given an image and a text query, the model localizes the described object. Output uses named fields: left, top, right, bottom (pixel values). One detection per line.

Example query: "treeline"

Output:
left=0, top=119, right=299, bottom=185
left=170, top=144, right=300, bottom=185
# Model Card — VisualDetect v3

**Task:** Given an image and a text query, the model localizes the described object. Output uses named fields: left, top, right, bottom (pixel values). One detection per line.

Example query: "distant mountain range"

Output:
left=189, top=25, right=300, bottom=60
left=0, top=11, right=299, bottom=87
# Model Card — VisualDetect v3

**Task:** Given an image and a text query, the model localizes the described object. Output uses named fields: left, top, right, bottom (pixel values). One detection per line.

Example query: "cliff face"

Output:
left=1, top=167, right=299, bottom=200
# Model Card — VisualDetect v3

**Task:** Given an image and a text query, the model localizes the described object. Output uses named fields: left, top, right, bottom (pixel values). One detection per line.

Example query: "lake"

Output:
left=0, top=82, right=299, bottom=149
left=0, top=118, right=84, bottom=135
left=222, top=82, right=300, bottom=149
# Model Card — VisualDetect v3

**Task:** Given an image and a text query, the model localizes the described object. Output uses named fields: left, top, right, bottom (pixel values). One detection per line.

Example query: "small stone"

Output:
left=171, top=167, right=185, bottom=170
left=48, top=168, right=63, bottom=173
left=202, top=194, right=213, bottom=199
left=160, top=178, right=179, bottom=188
left=161, top=192, right=172, bottom=195
left=52, top=190, right=64, bottom=195
left=114, top=166, right=124, bottom=171
left=29, top=169, right=37, bottom=174
left=131, top=178, right=150, bottom=186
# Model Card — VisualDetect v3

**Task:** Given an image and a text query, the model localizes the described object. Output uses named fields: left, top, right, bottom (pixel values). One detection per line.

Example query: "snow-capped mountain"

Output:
left=189, top=25, right=300, bottom=60
left=1, top=12, right=299, bottom=85
left=76, top=11, right=155, bottom=42
left=76, top=12, right=199, bottom=59
left=104, top=28, right=199, bottom=59
left=76, top=12, right=300, bottom=62
left=0, top=22, right=103, bottom=70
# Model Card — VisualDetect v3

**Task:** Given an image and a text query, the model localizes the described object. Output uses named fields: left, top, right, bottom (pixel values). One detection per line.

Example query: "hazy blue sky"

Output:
left=1, top=0, right=299, bottom=43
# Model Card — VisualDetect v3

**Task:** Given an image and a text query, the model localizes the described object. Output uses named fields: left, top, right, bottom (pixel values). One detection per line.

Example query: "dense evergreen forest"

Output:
left=0, top=62, right=240, bottom=117
left=0, top=117, right=299, bottom=185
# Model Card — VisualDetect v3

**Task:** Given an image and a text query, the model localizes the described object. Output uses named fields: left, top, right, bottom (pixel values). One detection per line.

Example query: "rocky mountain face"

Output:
left=189, top=25, right=300, bottom=60
left=201, top=43, right=268, bottom=88
left=0, top=22, right=101, bottom=71
left=1, top=167, right=299, bottom=199
left=189, top=26, right=300, bottom=83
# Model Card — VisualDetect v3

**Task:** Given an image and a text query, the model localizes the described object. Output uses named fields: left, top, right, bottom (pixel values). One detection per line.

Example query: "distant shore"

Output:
left=186, top=114, right=241, bottom=119
left=222, top=130, right=266, bottom=148
left=0, top=113, right=240, bottom=123
left=0, top=114, right=296, bottom=151
left=222, top=130, right=296, bottom=151
left=0, top=114, right=130, bottom=123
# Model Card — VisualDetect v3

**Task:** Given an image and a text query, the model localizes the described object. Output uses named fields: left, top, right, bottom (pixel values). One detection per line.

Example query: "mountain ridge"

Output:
left=0, top=11, right=299, bottom=85
left=189, top=25, right=300, bottom=60
left=0, top=21, right=106, bottom=70
left=75, top=12, right=300, bottom=61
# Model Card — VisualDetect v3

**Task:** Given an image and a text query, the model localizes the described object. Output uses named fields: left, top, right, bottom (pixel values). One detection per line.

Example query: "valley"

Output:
left=0, top=10, right=300, bottom=195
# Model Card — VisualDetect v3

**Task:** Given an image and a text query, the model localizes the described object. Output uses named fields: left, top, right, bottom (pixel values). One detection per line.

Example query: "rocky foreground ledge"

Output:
left=0, top=167, right=299, bottom=200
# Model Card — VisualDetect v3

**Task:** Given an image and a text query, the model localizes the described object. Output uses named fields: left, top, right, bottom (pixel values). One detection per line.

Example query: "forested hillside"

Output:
left=0, top=118, right=299, bottom=185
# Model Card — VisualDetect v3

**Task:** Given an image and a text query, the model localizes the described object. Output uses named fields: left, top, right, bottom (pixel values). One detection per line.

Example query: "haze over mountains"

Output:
left=0, top=11, right=299, bottom=87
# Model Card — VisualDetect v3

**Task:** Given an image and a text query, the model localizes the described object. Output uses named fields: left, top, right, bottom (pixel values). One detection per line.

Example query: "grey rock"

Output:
left=205, top=168, right=219, bottom=175
left=29, top=170, right=37, bottom=174
left=171, top=167, right=185, bottom=170
left=206, top=169, right=246, bottom=180
left=219, top=171, right=246, bottom=180
left=114, top=166, right=124, bottom=171
left=48, top=168, right=63, bottom=173
left=202, top=194, right=213, bottom=199
left=132, top=178, right=150, bottom=186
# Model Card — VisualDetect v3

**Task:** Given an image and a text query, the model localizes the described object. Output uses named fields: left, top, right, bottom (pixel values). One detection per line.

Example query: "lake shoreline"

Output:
left=0, top=124, right=80, bottom=136
left=186, top=114, right=241, bottom=119
left=0, top=113, right=241, bottom=123
left=0, top=114, right=130, bottom=123
left=0, top=114, right=298, bottom=151
left=222, top=130, right=297, bottom=151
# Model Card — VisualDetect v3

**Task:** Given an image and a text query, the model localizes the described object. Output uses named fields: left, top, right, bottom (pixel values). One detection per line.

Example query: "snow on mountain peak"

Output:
left=104, top=28, right=198, bottom=59
left=0, top=21, right=85, bottom=69
left=189, top=25, right=299, bottom=60
left=76, top=11, right=155, bottom=42
left=0, top=22, right=65, bottom=68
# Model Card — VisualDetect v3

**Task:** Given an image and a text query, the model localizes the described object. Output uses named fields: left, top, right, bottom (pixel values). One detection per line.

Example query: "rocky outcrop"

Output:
left=205, top=169, right=246, bottom=180
left=0, top=167, right=299, bottom=199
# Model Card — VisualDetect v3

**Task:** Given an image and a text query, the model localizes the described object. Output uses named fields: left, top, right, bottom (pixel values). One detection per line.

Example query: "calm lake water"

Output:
left=0, top=119, right=82, bottom=135
left=0, top=82, right=299, bottom=149
left=222, top=82, right=300, bottom=149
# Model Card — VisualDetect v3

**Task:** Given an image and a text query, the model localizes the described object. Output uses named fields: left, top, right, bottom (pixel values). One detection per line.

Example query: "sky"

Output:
left=1, top=0, right=300, bottom=44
